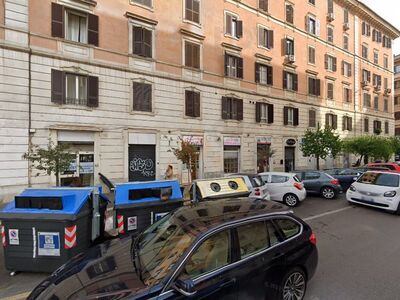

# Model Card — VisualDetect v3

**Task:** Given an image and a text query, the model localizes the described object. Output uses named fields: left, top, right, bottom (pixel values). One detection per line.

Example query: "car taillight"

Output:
left=255, top=188, right=261, bottom=196
left=294, top=182, right=303, bottom=190
left=309, top=232, right=317, bottom=246
left=330, top=179, right=339, bottom=185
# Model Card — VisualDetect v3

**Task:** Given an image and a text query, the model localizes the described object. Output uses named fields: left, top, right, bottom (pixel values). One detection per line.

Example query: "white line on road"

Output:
left=303, top=206, right=353, bottom=221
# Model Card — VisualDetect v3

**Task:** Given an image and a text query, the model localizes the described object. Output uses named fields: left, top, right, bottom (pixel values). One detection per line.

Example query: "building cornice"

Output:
left=125, top=12, right=158, bottom=26
left=180, top=29, right=205, bottom=40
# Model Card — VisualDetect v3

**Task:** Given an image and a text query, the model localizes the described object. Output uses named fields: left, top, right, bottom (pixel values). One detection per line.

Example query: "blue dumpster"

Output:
left=113, top=180, right=183, bottom=236
left=0, top=187, right=107, bottom=273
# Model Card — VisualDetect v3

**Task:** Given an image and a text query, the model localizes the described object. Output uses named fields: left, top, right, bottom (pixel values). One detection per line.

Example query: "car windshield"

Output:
left=357, top=172, right=399, bottom=187
left=135, top=213, right=197, bottom=286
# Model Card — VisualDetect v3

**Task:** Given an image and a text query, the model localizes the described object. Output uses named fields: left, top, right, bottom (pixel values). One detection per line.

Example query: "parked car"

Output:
left=29, top=198, right=318, bottom=300
left=227, top=173, right=270, bottom=200
left=295, top=170, right=342, bottom=199
left=259, top=172, right=306, bottom=207
left=324, top=168, right=363, bottom=191
left=347, top=171, right=400, bottom=214
left=366, top=163, right=400, bottom=172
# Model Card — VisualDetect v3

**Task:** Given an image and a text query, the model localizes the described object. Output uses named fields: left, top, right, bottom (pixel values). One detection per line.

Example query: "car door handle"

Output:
left=220, top=278, right=236, bottom=288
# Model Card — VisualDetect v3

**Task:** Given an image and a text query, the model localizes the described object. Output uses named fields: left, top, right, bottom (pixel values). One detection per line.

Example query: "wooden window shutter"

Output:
left=362, top=22, right=365, bottom=35
left=283, top=71, right=287, bottom=89
left=259, top=0, right=268, bottom=11
left=185, top=42, right=192, bottom=67
left=283, top=107, right=288, bottom=125
left=341, top=61, right=345, bottom=76
left=267, top=30, right=274, bottom=48
left=237, top=57, right=243, bottom=79
left=51, top=69, right=64, bottom=104
left=256, top=102, right=261, bottom=122
left=224, top=54, right=229, bottom=76
left=193, top=44, right=200, bottom=69
left=194, top=92, right=201, bottom=117
left=237, top=98, right=243, bottom=121
left=225, top=14, right=232, bottom=35
left=309, top=110, right=316, bottom=127
left=293, top=73, right=298, bottom=91
left=132, top=82, right=141, bottom=111
left=88, top=14, right=99, bottom=46
left=325, top=114, right=330, bottom=127
left=87, top=76, right=99, bottom=107
left=333, top=57, right=337, bottom=72
left=267, top=66, right=273, bottom=85
left=143, top=28, right=152, bottom=58
left=349, top=117, right=353, bottom=131
left=316, top=79, right=321, bottom=96
left=221, top=97, right=228, bottom=119
left=364, top=118, right=369, bottom=132
left=324, top=54, right=328, bottom=69
left=185, top=91, right=193, bottom=116
left=293, top=108, right=299, bottom=126
left=236, top=20, right=243, bottom=38
left=255, top=63, right=260, bottom=83
left=333, top=114, right=338, bottom=129
left=308, top=78, right=313, bottom=95
left=349, top=64, right=352, bottom=77
left=51, top=3, right=64, bottom=38
left=282, top=38, right=287, bottom=56
left=144, top=84, right=152, bottom=112
left=342, top=117, right=346, bottom=131
left=372, top=29, right=376, bottom=41
left=267, top=104, right=274, bottom=123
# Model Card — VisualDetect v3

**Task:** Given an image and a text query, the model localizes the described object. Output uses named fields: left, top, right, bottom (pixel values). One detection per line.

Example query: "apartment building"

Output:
left=0, top=0, right=399, bottom=200
left=394, top=55, right=400, bottom=135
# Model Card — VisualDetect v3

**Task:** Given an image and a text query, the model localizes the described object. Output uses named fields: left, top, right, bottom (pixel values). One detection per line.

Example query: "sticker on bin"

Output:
left=117, top=215, right=124, bottom=234
left=38, top=232, right=60, bottom=256
left=154, top=212, right=168, bottom=222
left=8, top=229, right=19, bottom=245
left=64, top=225, right=77, bottom=249
left=1, top=226, right=6, bottom=247
left=127, top=216, right=137, bottom=231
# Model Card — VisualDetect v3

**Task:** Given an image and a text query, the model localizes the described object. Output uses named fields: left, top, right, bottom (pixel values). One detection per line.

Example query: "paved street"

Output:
left=1, top=194, right=400, bottom=299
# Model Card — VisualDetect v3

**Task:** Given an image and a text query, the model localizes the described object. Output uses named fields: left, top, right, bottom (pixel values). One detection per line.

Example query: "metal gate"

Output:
left=128, top=145, right=156, bottom=181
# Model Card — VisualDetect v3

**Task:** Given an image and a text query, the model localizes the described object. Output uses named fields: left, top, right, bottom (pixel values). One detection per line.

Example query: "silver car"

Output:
left=226, top=173, right=270, bottom=200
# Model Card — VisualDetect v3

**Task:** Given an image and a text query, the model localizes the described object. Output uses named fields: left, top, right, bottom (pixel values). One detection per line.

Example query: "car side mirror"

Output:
left=172, top=279, right=197, bottom=297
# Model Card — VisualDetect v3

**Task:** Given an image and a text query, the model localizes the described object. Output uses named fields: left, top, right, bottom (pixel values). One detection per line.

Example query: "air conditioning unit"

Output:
left=384, top=88, right=392, bottom=95
left=343, top=22, right=350, bottom=30
left=374, top=85, right=381, bottom=91
left=327, top=13, right=335, bottom=21
left=362, top=81, right=369, bottom=87
left=286, top=55, right=296, bottom=63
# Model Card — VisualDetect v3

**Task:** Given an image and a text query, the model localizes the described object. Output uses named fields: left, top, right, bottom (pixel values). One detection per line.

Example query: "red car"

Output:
left=366, top=163, right=400, bottom=172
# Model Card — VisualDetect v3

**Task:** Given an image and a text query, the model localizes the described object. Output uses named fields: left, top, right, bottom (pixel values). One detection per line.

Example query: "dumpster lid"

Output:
left=1, top=188, right=95, bottom=215
left=114, top=180, right=182, bottom=206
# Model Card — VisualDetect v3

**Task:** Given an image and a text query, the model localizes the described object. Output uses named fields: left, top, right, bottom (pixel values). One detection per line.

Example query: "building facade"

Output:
left=394, top=55, right=400, bottom=135
left=0, top=0, right=399, bottom=200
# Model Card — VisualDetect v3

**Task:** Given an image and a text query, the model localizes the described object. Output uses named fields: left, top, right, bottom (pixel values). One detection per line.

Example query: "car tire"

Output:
left=283, top=193, right=299, bottom=207
left=277, top=267, right=307, bottom=300
left=395, top=202, right=400, bottom=215
left=320, top=186, right=336, bottom=199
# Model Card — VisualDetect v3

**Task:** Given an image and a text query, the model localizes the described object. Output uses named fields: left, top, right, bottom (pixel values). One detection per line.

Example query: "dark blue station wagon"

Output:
left=29, top=198, right=318, bottom=300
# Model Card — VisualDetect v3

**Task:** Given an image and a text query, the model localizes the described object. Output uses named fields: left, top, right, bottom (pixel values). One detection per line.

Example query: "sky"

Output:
left=360, top=0, right=400, bottom=55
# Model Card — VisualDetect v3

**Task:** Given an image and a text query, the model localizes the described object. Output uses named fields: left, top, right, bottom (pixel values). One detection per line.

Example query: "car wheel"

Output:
left=279, top=267, right=307, bottom=300
left=321, top=186, right=336, bottom=199
left=283, top=193, right=299, bottom=207
left=395, top=203, right=400, bottom=215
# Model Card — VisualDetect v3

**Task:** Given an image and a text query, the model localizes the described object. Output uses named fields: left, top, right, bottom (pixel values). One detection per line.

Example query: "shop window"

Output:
left=224, top=146, right=240, bottom=173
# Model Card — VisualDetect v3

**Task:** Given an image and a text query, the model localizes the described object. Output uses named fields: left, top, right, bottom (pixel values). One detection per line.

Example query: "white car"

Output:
left=347, top=171, right=400, bottom=214
left=226, top=173, right=270, bottom=200
left=259, top=172, right=306, bottom=207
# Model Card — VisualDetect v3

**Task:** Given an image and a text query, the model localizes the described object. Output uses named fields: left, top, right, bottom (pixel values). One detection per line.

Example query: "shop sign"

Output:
left=256, top=136, right=272, bottom=145
left=182, top=135, right=203, bottom=146
left=8, top=229, right=19, bottom=245
left=286, top=139, right=296, bottom=146
left=127, top=216, right=137, bottom=231
left=224, top=137, right=241, bottom=146
left=38, top=232, right=60, bottom=256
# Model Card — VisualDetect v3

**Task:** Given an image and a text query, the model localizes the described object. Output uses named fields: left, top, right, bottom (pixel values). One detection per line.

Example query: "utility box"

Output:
left=111, top=180, right=183, bottom=237
left=0, top=187, right=107, bottom=273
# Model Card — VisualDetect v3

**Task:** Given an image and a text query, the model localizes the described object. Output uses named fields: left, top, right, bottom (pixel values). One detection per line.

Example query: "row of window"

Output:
left=362, top=93, right=389, bottom=112
left=362, top=22, right=392, bottom=48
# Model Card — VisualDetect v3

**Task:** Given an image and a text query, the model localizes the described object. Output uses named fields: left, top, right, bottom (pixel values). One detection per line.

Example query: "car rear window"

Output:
left=293, top=175, right=301, bottom=182
left=250, top=176, right=264, bottom=187
left=271, top=175, right=289, bottom=183
left=357, top=172, right=400, bottom=187
left=274, top=218, right=301, bottom=239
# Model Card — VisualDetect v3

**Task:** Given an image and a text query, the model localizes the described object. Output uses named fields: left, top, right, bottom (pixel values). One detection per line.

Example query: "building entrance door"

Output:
left=128, top=144, right=156, bottom=181
left=284, top=147, right=295, bottom=172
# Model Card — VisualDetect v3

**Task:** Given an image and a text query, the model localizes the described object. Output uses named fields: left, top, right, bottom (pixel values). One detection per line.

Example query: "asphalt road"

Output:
left=1, top=194, right=400, bottom=299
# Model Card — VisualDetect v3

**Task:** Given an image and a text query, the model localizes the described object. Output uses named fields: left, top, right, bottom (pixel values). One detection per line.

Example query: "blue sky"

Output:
left=360, top=0, right=400, bottom=55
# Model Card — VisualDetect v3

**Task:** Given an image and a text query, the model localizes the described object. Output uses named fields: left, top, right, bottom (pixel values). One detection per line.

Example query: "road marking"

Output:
left=304, top=206, right=353, bottom=221
left=2, top=292, right=31, bottom=300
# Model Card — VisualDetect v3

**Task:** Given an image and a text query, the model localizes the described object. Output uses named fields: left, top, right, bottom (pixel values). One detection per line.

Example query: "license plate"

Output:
left=362, top=196, right=374, bottom=202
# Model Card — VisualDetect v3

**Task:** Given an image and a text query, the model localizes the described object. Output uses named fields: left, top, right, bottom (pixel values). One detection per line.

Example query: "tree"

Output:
left=171, top=138, right=199, bottom=183
left=301, top=126, right=342, bottom=170
left=23, top=139, right=76, bottom=186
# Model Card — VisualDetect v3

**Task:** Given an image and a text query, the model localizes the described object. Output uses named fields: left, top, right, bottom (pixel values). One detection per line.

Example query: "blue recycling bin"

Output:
left=113, top=180, right=183, bottom=237
left=0, top=187, right=107, bottom=273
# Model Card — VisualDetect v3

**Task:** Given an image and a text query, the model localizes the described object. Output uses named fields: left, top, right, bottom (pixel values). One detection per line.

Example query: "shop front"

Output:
left=256, top=136, right=272, bottom=173
left=128, top=133, right=157, bottom=182
left=181, top=135, right=204, bottom=183
left=284, top=138, right=297, bottom=172
left=223, top=137, right=241, bottom=174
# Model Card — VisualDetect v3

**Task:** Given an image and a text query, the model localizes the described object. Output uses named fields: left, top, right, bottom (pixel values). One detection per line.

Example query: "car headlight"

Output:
left=384, top=191, right=396, bottom=197
left=349, top=185, right=356, bottom=192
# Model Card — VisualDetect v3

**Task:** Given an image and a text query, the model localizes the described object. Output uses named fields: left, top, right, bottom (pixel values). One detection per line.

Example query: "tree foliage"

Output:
left=171, top=138, right=199, bottom=182
left=23, top=139, right=76, bottom=186
left=301, top=126, right=342, bottom=170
